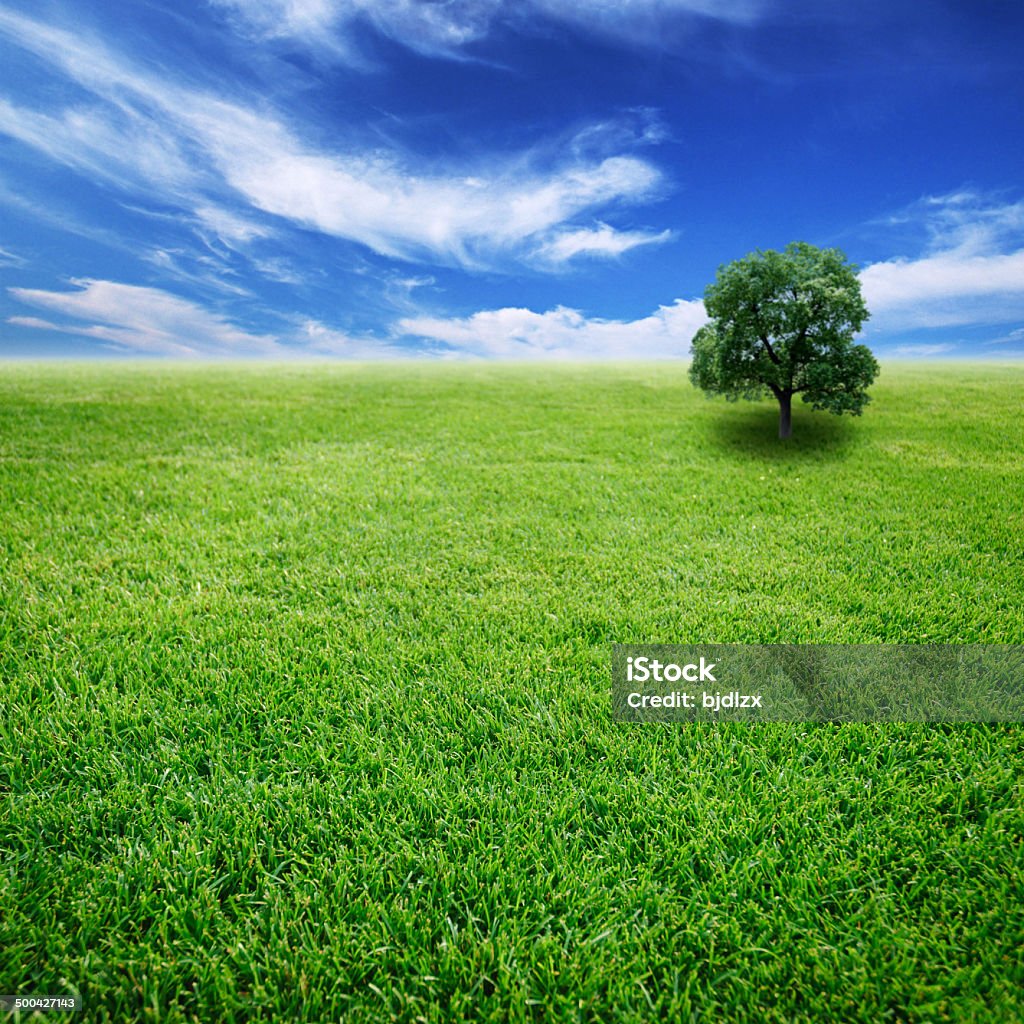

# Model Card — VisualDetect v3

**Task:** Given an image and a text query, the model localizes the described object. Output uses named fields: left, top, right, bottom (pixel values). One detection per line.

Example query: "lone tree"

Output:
left=689, top=241, right=879, bottom=439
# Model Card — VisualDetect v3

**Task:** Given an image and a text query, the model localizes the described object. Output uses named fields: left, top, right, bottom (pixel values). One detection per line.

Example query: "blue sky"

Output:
left=1, top=0, right=1022, bottom=359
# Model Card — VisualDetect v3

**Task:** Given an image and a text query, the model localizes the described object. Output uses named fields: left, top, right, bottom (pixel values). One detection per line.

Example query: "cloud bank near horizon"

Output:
left=7, top=189, right=1023, bottom=360
left=7, top=279, right=708, bottom=359
left=859, top=193, right=1024, bottom=335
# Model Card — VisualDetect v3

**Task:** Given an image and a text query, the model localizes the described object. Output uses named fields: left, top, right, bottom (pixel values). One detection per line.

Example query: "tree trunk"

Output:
left=778, top=390, right=793, bottom=440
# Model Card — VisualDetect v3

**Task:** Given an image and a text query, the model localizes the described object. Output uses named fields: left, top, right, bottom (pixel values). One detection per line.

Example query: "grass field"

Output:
left=2, top=361, right=1023, bottom=1022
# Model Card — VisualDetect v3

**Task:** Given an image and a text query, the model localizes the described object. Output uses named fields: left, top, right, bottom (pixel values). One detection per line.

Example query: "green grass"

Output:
left=1, top=361, right=1022, bottom=1022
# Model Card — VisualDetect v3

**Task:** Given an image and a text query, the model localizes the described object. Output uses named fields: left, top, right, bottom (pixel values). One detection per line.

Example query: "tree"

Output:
left=689, top=242, right=879, bottom=439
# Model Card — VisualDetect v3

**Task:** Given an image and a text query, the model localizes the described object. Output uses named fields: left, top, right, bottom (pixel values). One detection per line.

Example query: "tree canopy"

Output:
left=689, top=242, right=879, bottom=439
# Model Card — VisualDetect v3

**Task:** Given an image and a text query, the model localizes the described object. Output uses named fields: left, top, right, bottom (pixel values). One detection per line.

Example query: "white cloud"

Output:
left=8, top=280, right=281, bottom=356
left=917, top=190, right=1024, bottom=254
left=527, top=0, right=762, bottom=44
left=538, top=223, right=673, bottom=263
left=212, top=0, right=501, bottom=61
left=860, top=249, right=1024, bottom=328
left=299, top=319, right=413, bottom=358
left=0, top=97, right=200, bottom=195
left=891, top=343, right=956, bottom=357
left=0, top=9, right=668, bottom=269
left=182, top=100, right=663, bottom=263
left=398, top=298, right=707, bottom=358
left=860, top=192, right=1024, bottom=331
left=0, top=245, right=26, bottom=267
left=988, top=326, right=1024, bottom=346
left=7, top=280, right=415, bottom=358
left=211, top=0, right=762, bottom=60
left=8, top=315, right=57, bottom=330
left=8, top=279, right=708, bottom=359
left=249, top=257, right=306, bottom=285
left=140, top=248, right=252, bottom=296
left=190, top=208, right=304, bottom=285
left=396, top=275, right=434, bottom=291
left=194, top=205, right=273, bottom=245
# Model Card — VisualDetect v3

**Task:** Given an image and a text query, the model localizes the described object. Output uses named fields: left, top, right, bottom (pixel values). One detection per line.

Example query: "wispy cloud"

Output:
left=860, top=191, right=1024, bottom=331
left=987, top=326, right=1024, bottom=346
left=526, top=0, right=762, bottom=45
left=8, top=279, right=281, bottom=356
left=210, top=0, right=500, bottom=62
left=211, top=0, right=762, bottom=61
left=299, top=319, right=414, bottom=358
left=0, top=244, right=26, bottom=267
left=538, top=223, right=673, bottom=263
left=399, top=298, right=707, bottom=358
left=0, top=8, right=669, bottom=270
left=916, top=190, right=1024, bottom=254
left=8, top=315, right=57, bottom=330
left=891, top=343, right=956, bottom=357
left=6, top=279, right=418, bottom=358
left=193, top=205, right=274, bottom=246
left=140, top=248, right=252, bottom=296
left=185, top=101, right=663, bottom=265
left=0, top=173, right=145, bottom=254
left=0, top=96, right=200, bottom=195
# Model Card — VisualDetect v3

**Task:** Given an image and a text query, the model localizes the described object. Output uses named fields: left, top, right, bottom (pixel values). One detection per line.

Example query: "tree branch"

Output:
left=759, top=335, right=781, bottom=365
left=751, top=301, right=781, bottom=365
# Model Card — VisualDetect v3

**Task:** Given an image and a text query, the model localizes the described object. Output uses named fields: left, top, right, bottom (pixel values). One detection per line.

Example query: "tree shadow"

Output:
left=706, top=403, right=857, bottom=458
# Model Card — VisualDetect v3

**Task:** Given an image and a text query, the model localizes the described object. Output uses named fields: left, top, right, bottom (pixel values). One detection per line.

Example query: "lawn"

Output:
left=1, top=361, right=1022, bottom=1022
